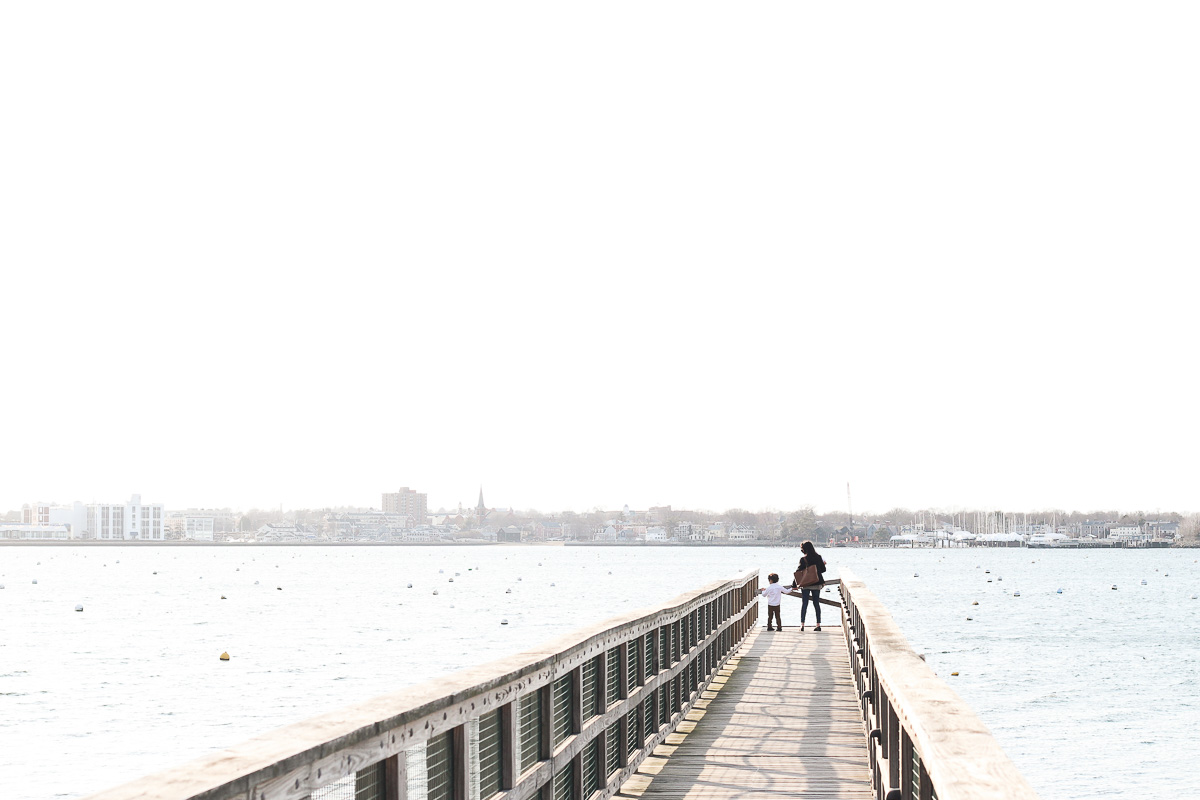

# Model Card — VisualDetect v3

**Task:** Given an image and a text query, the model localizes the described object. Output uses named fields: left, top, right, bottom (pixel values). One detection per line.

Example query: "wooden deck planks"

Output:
left=618, top=626, right=873, bottom=800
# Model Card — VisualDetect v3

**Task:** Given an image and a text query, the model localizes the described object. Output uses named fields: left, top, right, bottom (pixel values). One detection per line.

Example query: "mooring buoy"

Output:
left=220, top=652, right=230, bottom=661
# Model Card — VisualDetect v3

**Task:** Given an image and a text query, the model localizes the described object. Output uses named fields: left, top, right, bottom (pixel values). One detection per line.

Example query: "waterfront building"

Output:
left=1108, top=525, right=1144, bottom=543
left=1079, top=520, right=1114, bottom=538
left=0, top=523, right=71, bottom=540
left=183, top=518, right=215, bottom=541
left=645, top=526, right=668, bottom=542
left=22, top=502, right=87, bottom=538
left=325, top=510, right=413, bottom=540
left=256, top=523, right=312, bottom=541
left=727, top=524, right=760, bottom=541
left=166, top=509, right=240, bottom=540
left=83, top=495, right=164, bottom=540
left=381, top=487, right=427, bottom=526
left=1144, top=521, right=1179, bottom=540
left=533, top=521, right=562, bottom=541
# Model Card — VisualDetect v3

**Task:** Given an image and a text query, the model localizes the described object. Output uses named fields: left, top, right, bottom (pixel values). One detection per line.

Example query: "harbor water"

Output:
left=1, top=545, right=1197, bottom=800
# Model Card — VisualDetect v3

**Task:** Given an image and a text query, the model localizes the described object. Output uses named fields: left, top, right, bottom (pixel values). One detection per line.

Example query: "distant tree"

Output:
left=1181, top=514, right=1200, bottom=542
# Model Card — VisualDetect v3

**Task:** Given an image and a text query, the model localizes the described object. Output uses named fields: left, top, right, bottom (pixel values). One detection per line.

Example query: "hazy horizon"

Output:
left=4, top=3, right=1197, bottom=517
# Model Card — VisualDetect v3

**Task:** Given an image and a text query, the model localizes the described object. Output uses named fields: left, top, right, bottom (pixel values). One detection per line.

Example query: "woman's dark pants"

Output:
left=801, top=589, right=821, bottom=624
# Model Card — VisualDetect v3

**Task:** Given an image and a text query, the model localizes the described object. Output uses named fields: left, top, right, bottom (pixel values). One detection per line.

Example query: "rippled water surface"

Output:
left=2, top=545, right=1197, bottom=800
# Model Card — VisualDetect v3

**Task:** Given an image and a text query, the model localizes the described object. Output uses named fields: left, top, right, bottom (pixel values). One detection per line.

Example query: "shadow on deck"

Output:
left=617, top=626, right=872, bottom=799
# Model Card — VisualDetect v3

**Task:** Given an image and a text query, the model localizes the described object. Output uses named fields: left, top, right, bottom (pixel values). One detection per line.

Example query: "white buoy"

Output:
left=1191, top=594, right=1198, bottom=600
left=1057, top=588, right=1063, bottom=594
left=0, top=584, right=4, bottom=589
left=433, top=589, right=439, bottom=595
left=506, top=588, right=512, bottom=594
left=32, top=579, right=38, bottom=584
left=449, top=578, right=454, bottom=582
left=407, top=583, right=413, bottom=588
left=501, top=619, right=509, bottom=625
left=75, top=604, right=84, bottom=612
left=1141, top=579, right=1147, bottom=585
left=1112, top=585, right=1118, bottom=590
left=914, top=573, right=919, bottom=578
left=254, top=580, right=259, bottom=585
left=1013, top=590, right=1021, bottom=597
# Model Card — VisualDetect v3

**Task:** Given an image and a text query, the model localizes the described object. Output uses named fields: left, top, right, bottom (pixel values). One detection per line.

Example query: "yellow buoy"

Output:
left=220, top=652, right=230, bottom=661
left=951, top=672, right=959, bottom=676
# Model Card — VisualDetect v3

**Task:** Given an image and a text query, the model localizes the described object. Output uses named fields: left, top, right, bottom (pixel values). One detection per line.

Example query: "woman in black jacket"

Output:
left=792, top=540, right=827, bottom=631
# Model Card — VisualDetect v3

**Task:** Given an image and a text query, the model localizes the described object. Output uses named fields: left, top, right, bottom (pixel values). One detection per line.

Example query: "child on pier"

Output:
left=760, top=573, right=793, bottom=632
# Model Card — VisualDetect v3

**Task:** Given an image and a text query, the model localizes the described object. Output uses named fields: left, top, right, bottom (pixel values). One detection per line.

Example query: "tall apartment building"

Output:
left=85, top=494, right=165, bottom=540
left=381, top=487, right=427, bottom=528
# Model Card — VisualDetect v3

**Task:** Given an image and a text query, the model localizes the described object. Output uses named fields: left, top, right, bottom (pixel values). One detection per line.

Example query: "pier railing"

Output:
left=87, top=571, right=760, bottom=800
left=840, top=569, right=1040, bottom=800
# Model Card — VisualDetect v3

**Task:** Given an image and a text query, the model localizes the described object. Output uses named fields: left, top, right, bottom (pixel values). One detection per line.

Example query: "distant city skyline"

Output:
left=3, top=482, right=1193, bottom=518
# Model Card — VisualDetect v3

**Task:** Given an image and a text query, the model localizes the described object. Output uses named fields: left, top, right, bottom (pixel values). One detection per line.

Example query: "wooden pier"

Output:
left=618, top=626, right=872, bottom=800
left=84, top=571, right=1040, bottom=800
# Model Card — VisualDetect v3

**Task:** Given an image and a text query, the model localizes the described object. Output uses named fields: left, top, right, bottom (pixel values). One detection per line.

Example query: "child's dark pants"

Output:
left=767, top=605, right=782, bottom=629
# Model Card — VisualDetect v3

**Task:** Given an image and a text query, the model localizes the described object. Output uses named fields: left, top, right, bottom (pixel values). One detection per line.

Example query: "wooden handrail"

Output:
left=84, top=571, right=761, bottom=800
left=840, top=568, right=1040, bottom=800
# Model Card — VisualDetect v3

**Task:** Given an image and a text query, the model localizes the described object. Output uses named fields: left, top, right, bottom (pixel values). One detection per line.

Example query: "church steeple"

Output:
left=476, top=486, right=486, bottom=514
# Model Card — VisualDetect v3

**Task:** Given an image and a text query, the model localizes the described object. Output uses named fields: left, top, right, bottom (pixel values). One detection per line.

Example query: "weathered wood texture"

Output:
left=840, top=569, right=1041, bottom=800
left=617, top=627, right=873, bottom=800
left=82, top=572, right=760, bottom=800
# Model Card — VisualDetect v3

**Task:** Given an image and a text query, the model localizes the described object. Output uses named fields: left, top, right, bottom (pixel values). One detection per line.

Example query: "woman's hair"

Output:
left=801, top=540, right=818, bottom=558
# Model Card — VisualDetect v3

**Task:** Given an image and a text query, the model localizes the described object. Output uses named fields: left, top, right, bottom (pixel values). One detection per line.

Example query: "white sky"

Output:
left=2, top=3, right=1197, bottom=516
